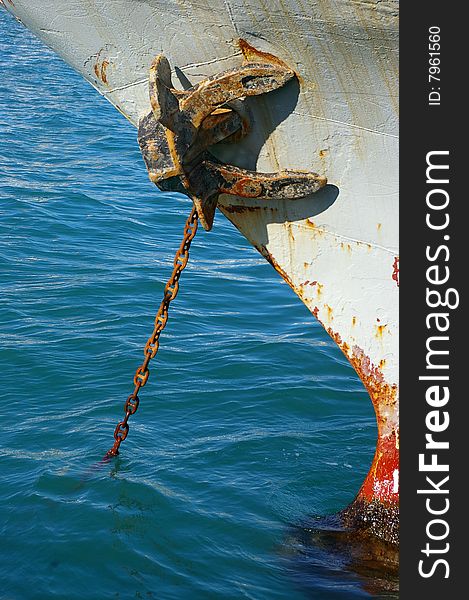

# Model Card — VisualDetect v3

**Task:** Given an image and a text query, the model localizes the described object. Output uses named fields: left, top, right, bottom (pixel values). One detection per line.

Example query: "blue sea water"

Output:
left=0, top=9, right=395, bottom=599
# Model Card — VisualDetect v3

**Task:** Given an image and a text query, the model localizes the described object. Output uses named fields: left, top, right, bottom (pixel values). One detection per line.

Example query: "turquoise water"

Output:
left=1, top=10, right=391, bottom=599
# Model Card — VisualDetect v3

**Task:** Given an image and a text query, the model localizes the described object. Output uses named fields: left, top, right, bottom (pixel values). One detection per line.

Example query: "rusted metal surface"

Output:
left=4, top=0, right=399, bottom=545
left=137, top=43, right=326, bottom=231
left=106, top=207, right=198, bottom=458
left=328, top=332, right=399, bottom=542
left=392, top=256, right=400, bottom=287
left=94, top=57, right=109, bottom=85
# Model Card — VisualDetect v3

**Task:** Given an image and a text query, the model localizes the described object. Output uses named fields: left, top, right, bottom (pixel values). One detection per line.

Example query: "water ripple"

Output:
left=0, top=10, right=387, bottom=600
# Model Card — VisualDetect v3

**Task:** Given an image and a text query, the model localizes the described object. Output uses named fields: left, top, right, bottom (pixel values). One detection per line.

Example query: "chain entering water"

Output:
left=105, top=206, right=198, bottom=458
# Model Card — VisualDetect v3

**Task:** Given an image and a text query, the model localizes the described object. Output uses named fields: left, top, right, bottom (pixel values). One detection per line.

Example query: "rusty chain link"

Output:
left=105, top=206, right=198, bottom=458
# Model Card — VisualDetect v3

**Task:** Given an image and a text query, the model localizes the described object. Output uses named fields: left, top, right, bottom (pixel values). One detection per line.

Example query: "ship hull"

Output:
left=3, top=0, right=399, bottom=543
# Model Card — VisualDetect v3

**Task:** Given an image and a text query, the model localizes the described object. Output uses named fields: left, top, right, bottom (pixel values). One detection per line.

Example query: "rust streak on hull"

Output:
left=392, top=256, right=399, bottom=287
left=327, top=332, right=399, bottom=544
left=256, top=246, right=399, bottom=545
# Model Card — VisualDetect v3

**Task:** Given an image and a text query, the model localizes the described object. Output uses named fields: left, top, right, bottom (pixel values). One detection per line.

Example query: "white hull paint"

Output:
left=4, top=0, right=399, bottom=541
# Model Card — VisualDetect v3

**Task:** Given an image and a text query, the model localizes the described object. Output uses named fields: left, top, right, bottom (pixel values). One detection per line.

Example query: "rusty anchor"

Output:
left=138, top=41, right=327, bottom=231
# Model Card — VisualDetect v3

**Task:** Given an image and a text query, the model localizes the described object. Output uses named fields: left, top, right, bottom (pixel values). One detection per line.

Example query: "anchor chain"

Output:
left=105, top=206, right=198, bottom=458
left=105, top=42, right=326, bottom=459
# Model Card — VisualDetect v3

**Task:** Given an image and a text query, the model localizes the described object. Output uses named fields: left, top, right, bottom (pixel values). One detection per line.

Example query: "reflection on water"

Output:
left=282, top=515, right=399, bottom=599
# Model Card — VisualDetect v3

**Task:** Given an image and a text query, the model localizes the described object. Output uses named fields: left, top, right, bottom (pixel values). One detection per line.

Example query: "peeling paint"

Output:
left=392, top=256, right=399, bottom=287
left=318, top=321, right=398, bottom=543
left=300, top=279, right=318, bottom=288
